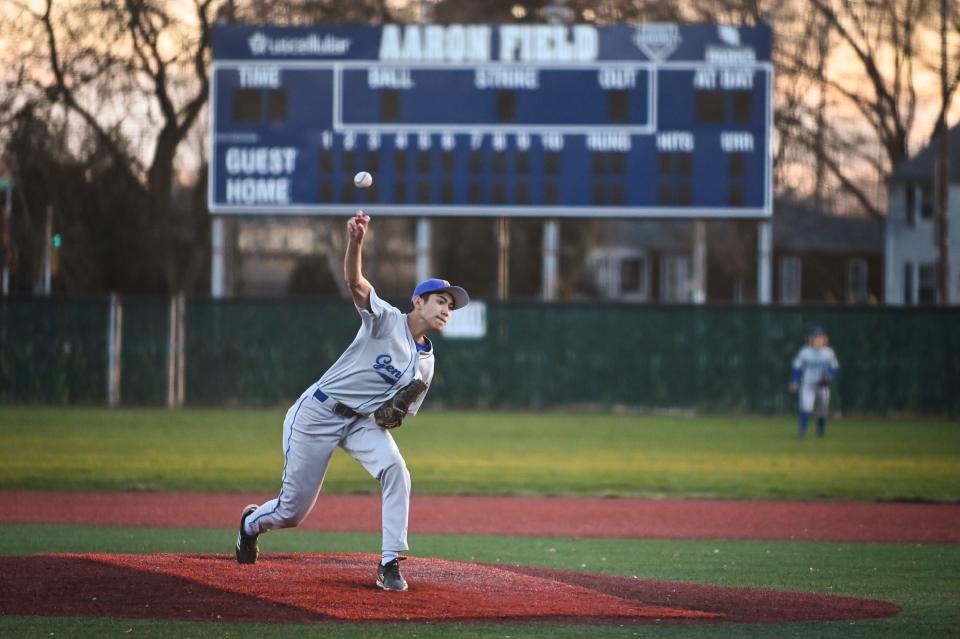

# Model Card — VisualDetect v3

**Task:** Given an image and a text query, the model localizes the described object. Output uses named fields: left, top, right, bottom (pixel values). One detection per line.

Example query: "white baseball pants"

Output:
left=245, top=389, right=411, bottom=554
left=799, top=384, right=831, bottom=418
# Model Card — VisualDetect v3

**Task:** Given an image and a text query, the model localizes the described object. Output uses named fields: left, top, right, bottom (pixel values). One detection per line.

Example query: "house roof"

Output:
left=773, top=202, right=882, bottom=253
left=597, top=201, right=882, bottom=255
left=598, top=219, right=693, bottom=251
left=888, top=123, right=960, bottom=183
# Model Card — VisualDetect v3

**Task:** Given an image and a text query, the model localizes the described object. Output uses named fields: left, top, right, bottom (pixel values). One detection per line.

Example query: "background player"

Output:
left=235, top=211, right=469, bottom=591
left=789, top=326, right=839, bottom=438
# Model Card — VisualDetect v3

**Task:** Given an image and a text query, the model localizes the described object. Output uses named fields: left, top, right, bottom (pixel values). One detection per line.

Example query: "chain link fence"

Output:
left=2, top=296, right=958, bottom=415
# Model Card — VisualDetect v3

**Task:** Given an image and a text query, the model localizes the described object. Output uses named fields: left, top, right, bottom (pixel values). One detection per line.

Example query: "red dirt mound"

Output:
left=501, top=565, right=900, bottom=623
left=0, top=553, right=898, bottom=625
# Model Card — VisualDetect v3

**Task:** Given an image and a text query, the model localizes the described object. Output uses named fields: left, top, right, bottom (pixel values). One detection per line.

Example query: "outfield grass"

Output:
left=2, top=407, right=958, bottom=500
left=2, top=407, right=958, bottom=638
left=1, top=525, right=958, bottom=638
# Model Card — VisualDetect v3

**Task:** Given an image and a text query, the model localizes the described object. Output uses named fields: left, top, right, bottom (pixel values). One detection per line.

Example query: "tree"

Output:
left=672, top=1, right=960, bottom=218
left=775, top=0, right=959, bottom=218
left=221, top=0, right=392, bottom=24
left=1, top=0, right=217, bottom=292
left=431, top=0, right=683, bottom=24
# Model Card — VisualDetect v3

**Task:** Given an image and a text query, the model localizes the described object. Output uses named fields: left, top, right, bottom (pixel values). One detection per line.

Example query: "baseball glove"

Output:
left=818, top=378, right=833, bottom=388
left=374, top=379, right=428, bottom=429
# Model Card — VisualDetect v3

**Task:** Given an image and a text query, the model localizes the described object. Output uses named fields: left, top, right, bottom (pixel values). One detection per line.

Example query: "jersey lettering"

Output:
left=373, top=354, right=403, bottom=384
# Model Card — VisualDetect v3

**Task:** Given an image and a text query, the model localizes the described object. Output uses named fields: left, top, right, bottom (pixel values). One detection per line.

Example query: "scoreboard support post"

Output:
left=497, top=217, right=509, bottom=300
left=415, top=217, right=432, bottom=283
left=692, top=220, right=707, bottom=304
left=211, top=216, right=225, bottom=298
left=542, top=219, right=560, bottom=301
left=757, top=220, right=772, bottom=304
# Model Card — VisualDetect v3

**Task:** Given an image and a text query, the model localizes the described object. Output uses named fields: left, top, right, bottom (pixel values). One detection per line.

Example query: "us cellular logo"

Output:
left=247, top=31, right=351, bottom=56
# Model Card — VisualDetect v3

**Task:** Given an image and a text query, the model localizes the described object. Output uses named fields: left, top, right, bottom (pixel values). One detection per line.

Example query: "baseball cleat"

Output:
left=376, top=557, right=408, bottom=591
left=235, top=504, right=260, bottom=564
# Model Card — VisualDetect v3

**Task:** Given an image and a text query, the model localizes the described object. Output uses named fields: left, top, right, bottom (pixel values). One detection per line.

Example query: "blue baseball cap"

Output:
left=809, top=326, right=826, bottom=337
left=411, top=278, right=470, bottom=309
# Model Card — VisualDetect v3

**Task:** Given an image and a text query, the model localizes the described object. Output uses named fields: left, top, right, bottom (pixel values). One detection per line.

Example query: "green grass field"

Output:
left=2, top=407, right=958, bottom=500
left=2, top=406, right=959, bottom=638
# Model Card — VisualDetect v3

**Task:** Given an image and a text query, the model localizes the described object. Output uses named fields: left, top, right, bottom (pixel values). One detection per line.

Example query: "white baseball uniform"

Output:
left=792, top=345, right=839, bottom=417
left=244, top=287, right=434, bottom=556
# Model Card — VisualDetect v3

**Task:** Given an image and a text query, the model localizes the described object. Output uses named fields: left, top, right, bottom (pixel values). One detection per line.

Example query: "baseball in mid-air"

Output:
left=354, top=171, right=373, bottom=189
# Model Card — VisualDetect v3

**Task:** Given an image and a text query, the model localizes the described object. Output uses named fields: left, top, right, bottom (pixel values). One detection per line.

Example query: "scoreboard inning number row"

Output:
left=210, top=23, right=773, bottom=218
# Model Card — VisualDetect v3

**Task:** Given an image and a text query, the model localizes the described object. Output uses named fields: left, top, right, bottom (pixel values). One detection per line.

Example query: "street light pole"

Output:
left=0, top=178, right=12, bottom=295
left=42, top=204, right=53, bottom=296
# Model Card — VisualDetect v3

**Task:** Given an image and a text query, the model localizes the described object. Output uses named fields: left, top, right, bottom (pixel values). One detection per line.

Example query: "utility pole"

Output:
left=41, top=204, right=53, bottom=296
left=937, top=0, right=950, bottom=304
left=0, top=177, right=12, bottom=295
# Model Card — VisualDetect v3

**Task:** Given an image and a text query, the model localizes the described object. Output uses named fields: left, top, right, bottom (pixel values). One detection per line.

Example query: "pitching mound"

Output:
left=2, top=553, right=898, bottom=625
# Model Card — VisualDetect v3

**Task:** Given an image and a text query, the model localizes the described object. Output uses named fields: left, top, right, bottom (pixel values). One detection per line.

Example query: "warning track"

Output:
left=2, top=491, right=958, bottom=543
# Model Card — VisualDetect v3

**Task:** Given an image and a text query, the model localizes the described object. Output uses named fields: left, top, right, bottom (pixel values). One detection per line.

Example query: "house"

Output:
left=885, top=125, right=960, bottom=305
left=583, top=218, right=695, bottom=303
left=771, top=202, right=883, bottom=305
left=583, top=201, right=883, bottom=304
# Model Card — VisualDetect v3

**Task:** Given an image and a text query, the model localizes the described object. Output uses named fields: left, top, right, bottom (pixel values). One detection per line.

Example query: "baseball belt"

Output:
left=313, top=388, right=360, bottom=418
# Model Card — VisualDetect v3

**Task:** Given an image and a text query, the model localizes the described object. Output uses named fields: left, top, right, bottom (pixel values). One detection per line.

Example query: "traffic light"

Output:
left=51, top=233, right=61, bottom=275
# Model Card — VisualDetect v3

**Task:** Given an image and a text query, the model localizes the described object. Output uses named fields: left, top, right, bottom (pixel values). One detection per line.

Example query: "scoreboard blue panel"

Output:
left=209, top=23, right=772, bottom=218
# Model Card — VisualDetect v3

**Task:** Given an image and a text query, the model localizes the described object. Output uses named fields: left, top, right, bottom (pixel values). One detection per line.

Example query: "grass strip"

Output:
left=2, top=408, right=958, bottom=500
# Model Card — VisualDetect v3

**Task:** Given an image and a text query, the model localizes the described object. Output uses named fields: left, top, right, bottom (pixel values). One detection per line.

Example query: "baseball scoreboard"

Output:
left=210, top=23, right=772, bottom=218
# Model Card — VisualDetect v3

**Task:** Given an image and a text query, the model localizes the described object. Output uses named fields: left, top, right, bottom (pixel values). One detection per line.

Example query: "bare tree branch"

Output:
left=177, top=0, right=213, bottom=141
left=40, top=0, right=141, bottom=182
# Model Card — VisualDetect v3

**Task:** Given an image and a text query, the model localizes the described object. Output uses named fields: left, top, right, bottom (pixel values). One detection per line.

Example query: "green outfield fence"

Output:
left=2, top=295, right=959, bottom=415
